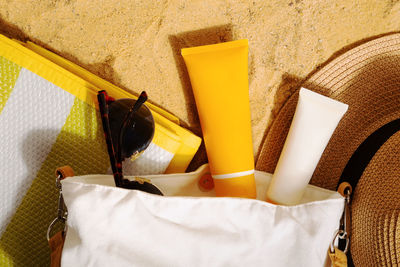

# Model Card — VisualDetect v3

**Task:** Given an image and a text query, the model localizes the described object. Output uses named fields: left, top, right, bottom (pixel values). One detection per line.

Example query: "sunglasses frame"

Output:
left=97, top=90, right=162, bottom=195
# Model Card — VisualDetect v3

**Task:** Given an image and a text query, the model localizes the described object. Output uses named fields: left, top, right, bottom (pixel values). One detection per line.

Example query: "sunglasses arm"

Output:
left=97, top=91, right=123, bottom=187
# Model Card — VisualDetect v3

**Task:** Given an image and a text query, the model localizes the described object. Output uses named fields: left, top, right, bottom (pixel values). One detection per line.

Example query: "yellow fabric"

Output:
left=0, top=56, right=21, bottom=267
left=0, top=34, right=201, bottom=173
left=22, top=41, right=179, bottom=124
left=153, top=123, right=181, bottom=154
left=328, top=248, right=348, bottom=267
left=0, top=98, right=110, bottom=266
left=0, top=56, right=21, bottom=114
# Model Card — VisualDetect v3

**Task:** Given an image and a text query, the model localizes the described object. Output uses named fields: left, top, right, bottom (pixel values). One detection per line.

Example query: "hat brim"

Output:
left=350, top=130, right=400, bottom=266
left=256, top=33, right=400, bottom=190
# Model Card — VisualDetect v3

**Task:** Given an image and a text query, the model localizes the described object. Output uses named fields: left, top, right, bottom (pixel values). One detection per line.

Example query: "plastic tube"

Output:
left=267, top=88, right=348, bottom=205
left=181, top=40, right=256, bottom=198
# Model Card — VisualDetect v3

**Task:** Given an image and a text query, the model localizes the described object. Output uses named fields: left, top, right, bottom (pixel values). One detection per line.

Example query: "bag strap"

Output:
left=337, top=118, right=400, bottom=266
left=48, top=166, right=74, bottom=267
left=329, top=247, right=348, bottom=267
left=49, top=231, right=65, bottom=267
left=55, top=165, right=74, bottom=180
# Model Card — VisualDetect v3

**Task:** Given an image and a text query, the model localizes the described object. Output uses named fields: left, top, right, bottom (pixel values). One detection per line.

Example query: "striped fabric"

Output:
left=0, top=67, right=109, bottom=265
left=0, top=35, right=201, bottom=266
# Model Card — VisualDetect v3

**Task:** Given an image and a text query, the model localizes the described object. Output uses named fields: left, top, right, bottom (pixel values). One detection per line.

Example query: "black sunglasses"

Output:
left=97, top=90, right=163, bottom=195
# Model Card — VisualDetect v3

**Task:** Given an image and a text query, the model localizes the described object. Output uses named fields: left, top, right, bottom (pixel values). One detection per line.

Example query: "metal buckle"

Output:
left=330, top=229, right=349, bottom=254
left=330, top=187, right=351, bottom=254
left=340, top=188, right=351, bottom=239
left=47, top=174, right=68, bottom=241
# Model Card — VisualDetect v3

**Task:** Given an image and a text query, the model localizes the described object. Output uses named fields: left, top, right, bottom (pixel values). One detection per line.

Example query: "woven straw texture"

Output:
left=351, top=131, right=400, bottom=266
left=256, top=33, right=400, bottom=190
left=256, top=33, right=400, bottom=266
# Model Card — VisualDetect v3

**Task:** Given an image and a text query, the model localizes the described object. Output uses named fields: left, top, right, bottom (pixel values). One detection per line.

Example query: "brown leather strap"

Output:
left=337, top=182, right=352, bottom=197
left=55, top=166, right=74, bottom=179
left=329, top=247, right=348, bottom=267
left=48, top=166, right=74, bottom=266
left=49, top=231, right=65, bottom=267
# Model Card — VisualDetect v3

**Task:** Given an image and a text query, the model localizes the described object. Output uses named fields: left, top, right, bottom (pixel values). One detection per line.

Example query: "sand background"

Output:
left=1, top=0, right=399, bottom=169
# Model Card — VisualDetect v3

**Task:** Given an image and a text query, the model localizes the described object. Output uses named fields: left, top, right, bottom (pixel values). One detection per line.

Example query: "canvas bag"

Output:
left=58, top=164, right=344, bottom=267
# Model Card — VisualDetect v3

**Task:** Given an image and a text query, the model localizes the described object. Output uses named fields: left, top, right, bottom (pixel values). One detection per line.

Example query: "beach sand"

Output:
left=1, top=0, right=399, bottom=168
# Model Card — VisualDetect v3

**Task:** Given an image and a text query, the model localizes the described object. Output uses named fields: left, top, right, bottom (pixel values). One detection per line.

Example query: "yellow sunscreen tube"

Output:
left=182, top=39, right=256, bottom=198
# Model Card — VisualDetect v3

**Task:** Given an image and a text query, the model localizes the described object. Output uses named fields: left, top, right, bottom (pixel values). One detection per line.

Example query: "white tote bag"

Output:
left=60, top=164, right=344, bottom=267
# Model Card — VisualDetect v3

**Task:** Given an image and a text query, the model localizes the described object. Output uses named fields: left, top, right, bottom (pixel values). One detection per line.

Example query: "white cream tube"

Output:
left=266, top=88, right=348, bottom=205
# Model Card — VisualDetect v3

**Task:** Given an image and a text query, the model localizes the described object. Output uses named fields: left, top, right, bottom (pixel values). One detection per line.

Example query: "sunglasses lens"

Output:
left=108, top=99, right=154, bottom=159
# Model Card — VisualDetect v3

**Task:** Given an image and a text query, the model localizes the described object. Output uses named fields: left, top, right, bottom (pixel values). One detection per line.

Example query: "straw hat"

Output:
left=256, top=33, right=400, bottom=266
